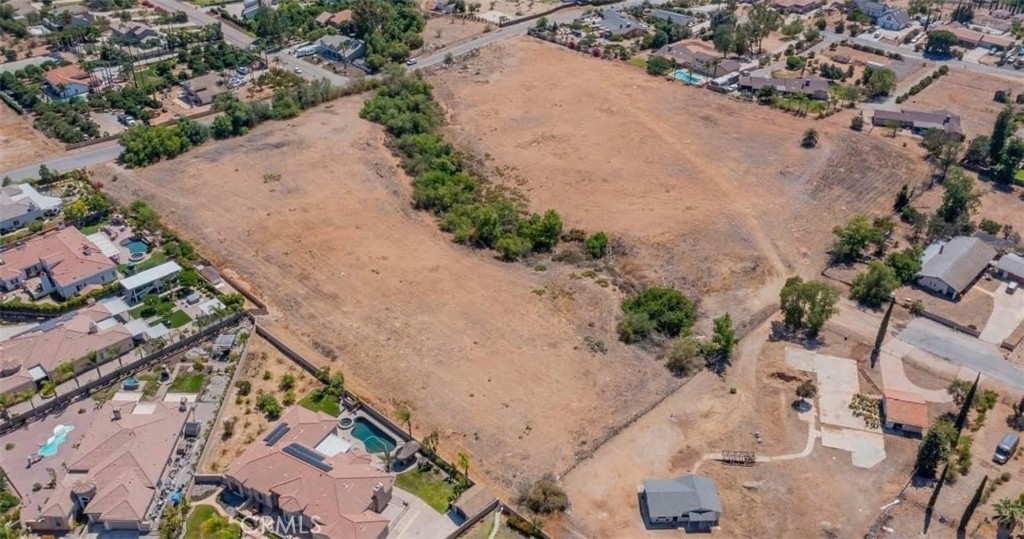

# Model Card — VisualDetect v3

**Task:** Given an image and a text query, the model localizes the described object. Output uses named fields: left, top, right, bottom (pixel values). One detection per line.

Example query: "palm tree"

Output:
left=107, top=346, right=124, bottom=369
left=994, top=496, right=1024, bottom=532
left=382, top=450, right=394, bottom=472
left=457, top=451, right=470, bottom=481
left=395, top=406, right=412, bottom=436
left=41, top=379, right=58, bottom=399
left=86, top=350, right=102, bottom=378
left=56, top=361, right=79, bottom=389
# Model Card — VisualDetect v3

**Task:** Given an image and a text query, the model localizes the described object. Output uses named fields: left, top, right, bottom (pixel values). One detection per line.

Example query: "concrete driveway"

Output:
left=896, top=318, right=1024, bottom=389
left=388, top=489, right=457, bottom=539
left=979, top=281, right=1024, bottom=345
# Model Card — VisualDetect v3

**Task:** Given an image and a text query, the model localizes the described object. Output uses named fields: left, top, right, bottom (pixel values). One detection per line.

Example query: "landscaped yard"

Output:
left=184, top=505, right=240, bottom=539
left=169, top=372, right=205, bottom=393
left=129, top=295, right=174, bottom=319
left=166, top=309, right=193, bottom=328
left=135, top=250, right=170, bottom=272
left=299, top=390, right=340, bottom=416
left=394, top=465, right=457, bottom=513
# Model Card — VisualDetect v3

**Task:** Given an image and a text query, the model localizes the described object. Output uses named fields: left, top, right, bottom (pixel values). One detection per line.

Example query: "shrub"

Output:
left=850, top=114, right=864, bottom=131
left=585, top=231, right=609, bottom=258
left=517, top=474, right=569, bottom=514
left=278, top=373, right=296, bottom=391
left=664, top=336, right=705, bottom=377
left=617, top=311, right=655, bottom=343
left=910, top=300, right=924, bottom=316
left=255, top=392, right=282, bottom=420
left=619, top=287, right=696, bottom=342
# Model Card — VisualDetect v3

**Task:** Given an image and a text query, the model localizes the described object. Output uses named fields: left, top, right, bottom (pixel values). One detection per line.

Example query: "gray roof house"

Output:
left=877, top=8, right=910, bottom=30
left=917, top=237, right=996, bottom=299
left=639, top=474, right=722, bottom=532
left=650, top=9, right=694, bottom=26
left=738, top=76, right=831, bottom=100
left=600, top=9, right=646, bottom=36
left=872, top=109, right=964, bottom=140
left=317, top=35, right=366, bottom=63
left=996, top=253, right=1024, bottom=283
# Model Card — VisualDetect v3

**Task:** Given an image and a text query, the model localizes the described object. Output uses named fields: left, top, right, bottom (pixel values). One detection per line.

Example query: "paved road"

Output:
left=2, top=142, right=123, bottom=182
left=896, top=317, right=1024, bottom=390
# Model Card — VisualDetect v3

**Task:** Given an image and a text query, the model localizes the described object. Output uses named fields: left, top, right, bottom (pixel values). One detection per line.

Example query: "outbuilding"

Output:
left=639, top=474, right=722, bottom=532
left=883, top=389, right=928, bottom=435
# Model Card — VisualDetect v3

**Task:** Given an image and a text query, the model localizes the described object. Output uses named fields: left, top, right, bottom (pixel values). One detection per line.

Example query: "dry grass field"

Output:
left=430, top=38, right=932, bottom=321
left=422, top=16, right=489, bottom=53
left=0, top=104, right=61, bottom=171
left=900, top=69, right=1021, bottom=140
left=95, top=97, right=678, bottom=494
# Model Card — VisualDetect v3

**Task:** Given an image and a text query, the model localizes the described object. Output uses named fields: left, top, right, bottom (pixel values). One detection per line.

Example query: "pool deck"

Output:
left=337, top=410, right=404, bottom=457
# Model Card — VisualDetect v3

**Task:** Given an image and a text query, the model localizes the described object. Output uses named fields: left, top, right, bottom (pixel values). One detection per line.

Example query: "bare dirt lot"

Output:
left=95, top=96, right=678, bottom=495
left=430, top=38, right=932, bottom=320
left=560, top=320, right=920, bottom=539
left=901, top=69, right=1021, bottom=140
left=0, top=104, right=62, bottom=171
left=422, top=16, right=489, bottom=53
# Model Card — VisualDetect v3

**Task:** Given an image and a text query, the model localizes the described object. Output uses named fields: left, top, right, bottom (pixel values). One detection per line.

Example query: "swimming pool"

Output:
left=39, top=424, right=75, bottom=458
left=671, top=70, right=707, bottom=85
left=126, top=240, right=149, bottom=256
left=351, top=417, right=396, bottom=454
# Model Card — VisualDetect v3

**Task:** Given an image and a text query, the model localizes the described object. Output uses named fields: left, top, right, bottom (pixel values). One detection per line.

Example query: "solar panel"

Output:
left=283, top=443, right=333, bottom=472
left=263, top=423, right=290, bottom=445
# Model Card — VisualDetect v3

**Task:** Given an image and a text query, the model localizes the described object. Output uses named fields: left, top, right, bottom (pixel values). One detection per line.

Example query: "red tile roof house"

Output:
left=19, top=399, right=191, bottom=533
left=223, top=407, right=394, bottom=539
left=0, top=227, right=118, bottom=300
left=43, top=64, right=94, bottom=101
left=943, top=22, right=1016, bottom=50
left=883, top=389, right=928, bottom=435
left=0, top=303, right=134, bottom=396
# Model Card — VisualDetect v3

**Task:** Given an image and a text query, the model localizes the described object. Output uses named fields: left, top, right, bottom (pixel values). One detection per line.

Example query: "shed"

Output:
left=996, top=253, right=1024, bottom=283
left=639, top=474, right=721, bottom=531
left=883, top=389, right=928, bottom=435
left=451, top=484, right=497, bottom=520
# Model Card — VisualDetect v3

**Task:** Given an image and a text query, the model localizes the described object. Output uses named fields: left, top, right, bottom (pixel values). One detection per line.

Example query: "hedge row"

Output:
left=895, top=65, right=949, bottom=104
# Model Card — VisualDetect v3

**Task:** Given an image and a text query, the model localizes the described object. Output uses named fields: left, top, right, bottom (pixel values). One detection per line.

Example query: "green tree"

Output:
left=850, top=261, right=899, bottom=308
left=862, top=67, right=896, bottom=97
left=495, top=234, right=532, bottom=261
left=278, top=373, right=295, bottom=391
left=586, top=231, right=609, bottom=258
left=994, top=495, right=1024, bottom=533
left=937, top=168, right=979, bottom=230
left=830, top=214, right=884, bottom=262
left=712, top=24, right=735, bottom=56
left=964, top=135, right=990, bottom=168
left=916, top=419, right=957, bottom=477
left=256, top=392, right=282, bottom=420
left=457, top=451, right=470, bottom=480
left=779, top=277, right=838, bottom=337
left=995, top=137, right=1024, bottom=184
left=64, top=199, right=89, bottom=222
left=746, top=3, right=782, bottom=52
left=990, top=104, right=1016, bottom=164
left=924, top=29, right=957, bottom=55
left=707, top=313, right=737, bottom=374
left=646, top=55, right=675, bottom=76
left=885, top=246, right=923, bottom=283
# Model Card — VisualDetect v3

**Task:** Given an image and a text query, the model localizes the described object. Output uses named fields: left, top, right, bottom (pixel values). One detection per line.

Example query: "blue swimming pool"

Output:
left=672, top=70, right=707, bottom=85
left=126, top=240, right=149, bottom=255
left=38, top=424, right=75, bottom=458
left=351, top=417, right=396, bottom=454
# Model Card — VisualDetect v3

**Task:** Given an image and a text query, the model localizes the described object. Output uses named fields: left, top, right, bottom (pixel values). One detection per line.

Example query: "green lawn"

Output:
left=184, top=505, right=240, bottom=539
left=300, top=390, right=341, bottom=416
left=628, top=56, right=647, bottom=69
left=165, top=310, right=193, bottom=328
left=394, top=466, right=456, bottom=513
left=79, top=219, right=109, bottom=235
left=136, top=251, right=170, bottom=272
left=1015, top=169, right=1024, bottom=184
left=169, top=372, right=205, bottom=393
left=128, top=295, right=174, bottom=319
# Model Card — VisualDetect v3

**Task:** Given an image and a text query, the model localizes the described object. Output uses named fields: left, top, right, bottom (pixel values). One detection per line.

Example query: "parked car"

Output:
left=237, top=66, right=250, bottom=75
left=406, top=57, right=418, bottom=66
left=994, top=432, right=1020, bottom=464
left=1009, top=282, right=1019, bottom=295
left=293, top=67, right=303, bottom=74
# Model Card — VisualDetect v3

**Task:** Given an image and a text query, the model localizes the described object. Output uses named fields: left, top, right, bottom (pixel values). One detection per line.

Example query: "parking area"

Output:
left=785, top=347, right=887, bottom=468
left=980, top=280, right=1024, bottom=345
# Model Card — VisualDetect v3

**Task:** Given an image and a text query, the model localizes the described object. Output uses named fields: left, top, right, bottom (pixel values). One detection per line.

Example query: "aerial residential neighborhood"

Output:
left=2, top=0, right=1024, bottom=536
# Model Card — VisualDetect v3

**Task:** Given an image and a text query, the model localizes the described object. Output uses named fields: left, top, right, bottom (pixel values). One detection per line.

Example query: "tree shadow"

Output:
left=769, top=321, right=823, bottom=350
